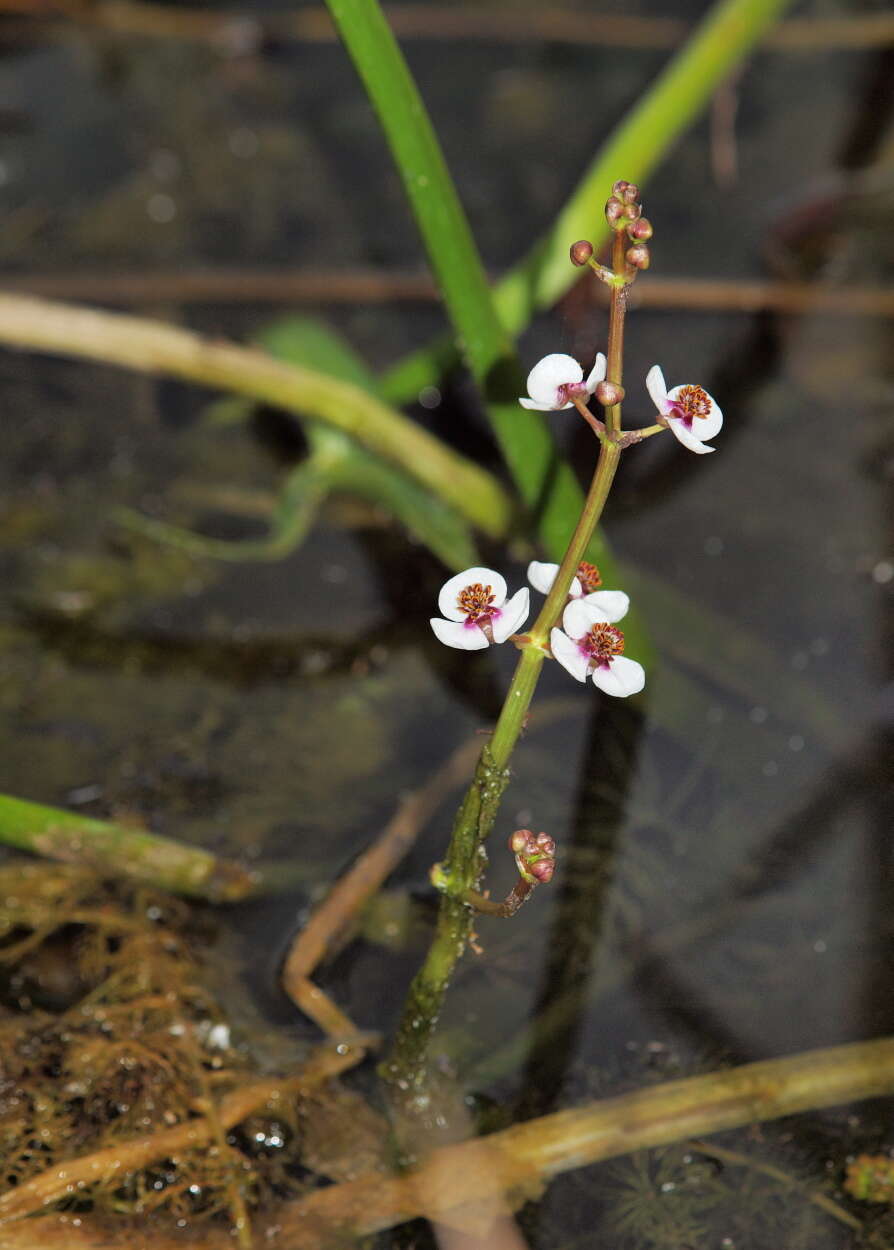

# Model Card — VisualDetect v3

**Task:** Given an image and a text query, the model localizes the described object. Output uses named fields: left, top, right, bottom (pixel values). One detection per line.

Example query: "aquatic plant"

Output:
left=383, top=184, right=723, bottom=1101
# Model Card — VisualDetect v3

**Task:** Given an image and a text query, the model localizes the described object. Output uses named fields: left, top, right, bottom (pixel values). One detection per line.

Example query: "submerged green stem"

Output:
left=0, top=793, right=258, bottom=901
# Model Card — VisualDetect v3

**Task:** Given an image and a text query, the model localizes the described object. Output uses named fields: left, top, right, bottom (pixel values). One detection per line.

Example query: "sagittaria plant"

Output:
left=384, top=182, right=723, bottom=1103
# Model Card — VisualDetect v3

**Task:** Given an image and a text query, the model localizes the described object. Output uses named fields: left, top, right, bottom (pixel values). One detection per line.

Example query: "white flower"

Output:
left=430, top=566, right=530, bottom=650
left=519, top=352, right=606, bottom=412
left=646, top=365, right=723, bottom=455
left=527, top=559, right=629, bottom=620
left=550, top=599, right=645, bottom=698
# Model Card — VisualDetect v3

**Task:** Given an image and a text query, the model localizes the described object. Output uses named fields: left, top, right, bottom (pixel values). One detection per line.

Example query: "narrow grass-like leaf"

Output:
left=323, top=0, right=647, bottom=653
left=381, top=0, right=797, bottom=402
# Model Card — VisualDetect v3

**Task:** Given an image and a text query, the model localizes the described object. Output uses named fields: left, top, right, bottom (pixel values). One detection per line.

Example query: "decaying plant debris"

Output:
left=0, top=863, right=374, bottom=1239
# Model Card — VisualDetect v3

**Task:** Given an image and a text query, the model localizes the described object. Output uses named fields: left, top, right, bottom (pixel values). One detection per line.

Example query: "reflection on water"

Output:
left=0, top=5, right=891, bottom=1247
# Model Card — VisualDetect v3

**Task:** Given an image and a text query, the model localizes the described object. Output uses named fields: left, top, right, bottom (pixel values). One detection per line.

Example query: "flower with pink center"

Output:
left=550, top=599, right=645, bottom=697
left=646, top=365, right=723, bottom=455
left=527, top=559, right=629, bottom=620
left=519, top=352, right=607, bottom=412
left=430, top=566, right=530, bottom=651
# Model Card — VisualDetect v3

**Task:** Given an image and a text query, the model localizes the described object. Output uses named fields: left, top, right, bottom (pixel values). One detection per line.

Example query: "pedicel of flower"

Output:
left=519, top=352, right=606, bottom=412
left=430, top=566, right=530, bottom=651
left=646, top=364, right=723, bottom=455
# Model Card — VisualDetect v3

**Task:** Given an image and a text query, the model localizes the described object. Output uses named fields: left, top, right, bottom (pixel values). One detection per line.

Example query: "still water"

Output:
left=0, top=2, right=891, bottom=1246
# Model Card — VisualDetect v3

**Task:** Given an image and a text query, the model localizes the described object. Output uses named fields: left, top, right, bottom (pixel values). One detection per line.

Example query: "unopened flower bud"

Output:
left=626, top=244, right=650, bottom=270
left=611, top=179, right=629, bottom=198
left=622, top=201, right=641, bottom=221
left=509, top=829, right=531, bottom=856
left=511, top=828, right=557, bottom=885
left=569, top=239, right=594, bottom=267
left=627, top=217, right=653, bottom=241
left=605, top=196, right=624, bottom=225
left=621, top=182, right=640, bottom=203
left=594, top=380, right=625, bottom=407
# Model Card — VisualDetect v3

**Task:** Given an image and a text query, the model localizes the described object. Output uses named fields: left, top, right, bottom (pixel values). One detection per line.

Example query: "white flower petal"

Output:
left=491, top=587, right=530, bottom=643
left=530, top=561, right=584, bottom=597
left=518, top=397, right=553, bottom=411
left=437, top=567, right=507, bottom=621
left=430, top=617, right=490, bottom=650
left=591, top=656, right=645, bottom=697
left=585, top=352, right=607, bottom=392
left=646, top=364, right=669, bottom=413
left=527, top=560, right=558, bottom=595
left=550, top=628, right=590, bottom=682
left=580, top=589, right=630, bottom=622
left=667, top=384, right=723, bottom=441
left=525, top=353, right=583, bottom=409
left=667, top=418, right=715, bottom=455
left=563, top=597, right=611, bottom=639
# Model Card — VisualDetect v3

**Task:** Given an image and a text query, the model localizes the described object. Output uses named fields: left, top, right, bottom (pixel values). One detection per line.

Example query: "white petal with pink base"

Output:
left=519, top=352, right=607, bottom=412
left=526, top=560, right=629, bottom=621
left=431, top=566, right=530, bottom=650
left=550, top=598, right=645, bottom=697
left=646, top=365, right=722, bottom=455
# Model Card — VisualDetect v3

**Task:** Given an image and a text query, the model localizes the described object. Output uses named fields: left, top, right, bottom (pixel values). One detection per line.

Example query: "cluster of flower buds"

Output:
left=604, top=179, right=652, bottom=271
left=509, top=829, right=556, bottom=885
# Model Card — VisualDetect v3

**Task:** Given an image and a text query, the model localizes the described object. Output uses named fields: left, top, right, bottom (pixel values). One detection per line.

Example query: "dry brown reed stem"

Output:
left=5, top=2, right=894, bottom=51
left=280, top=736, right=481, bottom=1037
left=0, top=1039, right=368, bottom=1225
left=283, top=736, right=482, bottom=988
left=272, top=1036, right=894, bottom=1244
left=0, top=293, right=509, bottom=538
left=3, top=1036, right=892, bottom=1248
left=2, top=272, right=893, bottom=316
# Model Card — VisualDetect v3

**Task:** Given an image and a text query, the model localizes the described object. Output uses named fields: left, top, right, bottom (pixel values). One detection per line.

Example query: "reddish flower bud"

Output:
left=594, top=380, right=625, bottom=407
left=569, top=239, right=594, bottom=267
left=627, top=217, right=653, bottom=241
left=511, top=828, right=557, bottom=886
left=626, top=244, right=651, bottom=270
left=611, top=179, right=629, bottom=198
left=604, top=196, right=624, bottom=225
left=621, top=182, right=640, bottom=203
left=622, top=201, right=641, bottom=221
left=509, top=829, right=532, bottom=856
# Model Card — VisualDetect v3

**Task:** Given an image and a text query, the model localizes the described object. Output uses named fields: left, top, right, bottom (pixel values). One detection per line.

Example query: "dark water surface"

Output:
left=0, top=2, right=891, bottom=1246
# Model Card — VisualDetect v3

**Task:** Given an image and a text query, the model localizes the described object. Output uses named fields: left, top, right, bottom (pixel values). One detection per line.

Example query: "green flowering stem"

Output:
left=383, top=226, right=635, bottom=1099
left=382, top=439, right=621, bottom=1100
